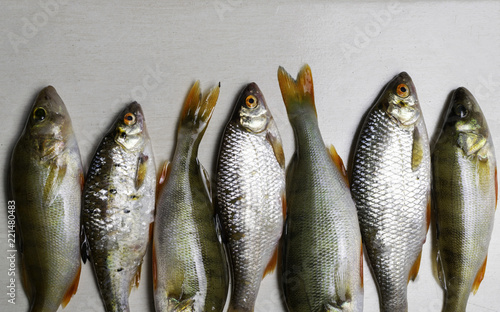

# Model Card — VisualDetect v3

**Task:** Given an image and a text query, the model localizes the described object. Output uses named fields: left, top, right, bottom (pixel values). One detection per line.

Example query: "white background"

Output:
left=1, top=1, right=499, bottom=311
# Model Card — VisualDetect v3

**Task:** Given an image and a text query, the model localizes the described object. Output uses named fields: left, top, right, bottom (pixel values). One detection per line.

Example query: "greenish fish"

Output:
left=278, top=65, right=363, bottom=312
left=11, top=86, right=82, bottom=312
left=82, top=102, right=156, bottom=312
left=432, top=87, right=497, bottom=312
left=216, top=82, right=286, bottom=312
left=350, top=72, right=431, bottom=312
left=153, top=82, right=228, bottom=312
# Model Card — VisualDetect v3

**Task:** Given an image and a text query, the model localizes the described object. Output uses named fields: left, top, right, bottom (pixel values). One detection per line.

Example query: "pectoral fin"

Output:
left=156, top=161, right=171, bottom=202
left=266, top=130, right=285, bottom=169
left=412, top=127, right=424, bottom=171
left=135, top=153, right=149, bottom=189
left=458, top=132, right=486, bottom=157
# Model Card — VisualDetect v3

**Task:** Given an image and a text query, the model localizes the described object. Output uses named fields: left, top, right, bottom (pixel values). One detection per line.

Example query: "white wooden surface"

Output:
left=1, top=1, right=499, bottom=311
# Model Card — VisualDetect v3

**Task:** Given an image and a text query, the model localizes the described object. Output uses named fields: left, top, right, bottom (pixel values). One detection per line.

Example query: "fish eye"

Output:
left=33, top=107, right=47, bottom=122
left=454, top=104, right=468, bottom=118
left=123, top=112, right=136, bottom=125
left=245, top=95, right=258, bottom=108
left=396, top=84, right=409, bottom=98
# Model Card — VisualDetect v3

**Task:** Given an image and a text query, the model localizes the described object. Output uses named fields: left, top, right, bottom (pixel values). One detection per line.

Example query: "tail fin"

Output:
left=277, top=65, right=316, bottom=116
left=179, top=81, right=220, bottom=136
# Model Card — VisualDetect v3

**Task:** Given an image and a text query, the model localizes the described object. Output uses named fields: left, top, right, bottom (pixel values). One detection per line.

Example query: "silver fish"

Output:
left=216, top=82, right=286, bottom=312
left=350, top=72, right=431, bottom=312
left=82, top=102, right=156, bottom=312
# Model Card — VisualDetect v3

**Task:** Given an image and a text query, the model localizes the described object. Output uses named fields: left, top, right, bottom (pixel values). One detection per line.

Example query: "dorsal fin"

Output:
left=328, top=145, right=349, bottom=186
left=472, top=256, right=488, bottom=294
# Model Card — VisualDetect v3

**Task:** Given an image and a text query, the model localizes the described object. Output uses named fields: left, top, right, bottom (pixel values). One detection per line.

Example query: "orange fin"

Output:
left=156, top=161, right=171, bottom=202
left=277, top=65, right=316, bottom=116
left=495, top=166, right=497, bottom=209
left=328, top=145, right=349, bottom=186
left=360, top=243, right=364, bottom=288
left=61, top=263, right=81, bottom=308
left=79, top=171, right=84, bottom=192
left=152, top=242, right=157, bottom=290
left=408, top=250, right=422, bottom=283
left=472, top=256, right=487, bottom=294
left=282, top=193, right=287, bottom=219
left=134, top=262, right=142, bottom=289
left=263, top=246, right=279, bottom=278
left=135, top=153, right=149, bottom=189
left=426, top=195, right=431, bottom=234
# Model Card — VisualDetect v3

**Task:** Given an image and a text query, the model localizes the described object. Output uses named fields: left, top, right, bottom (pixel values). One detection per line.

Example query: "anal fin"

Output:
left=263, top=246, right=278, bottom=278
left=408, top=250, right=422, bottom=283
left=472, top=256, right=487, bottom=294
left=61, top=263, right=81, bottom=308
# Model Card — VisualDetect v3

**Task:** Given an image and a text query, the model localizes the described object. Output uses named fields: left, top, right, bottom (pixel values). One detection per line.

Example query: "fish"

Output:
left=153, top=82, right=228, bottom=312
left=432, top=87, right=497, bottom=312
left=215, top=82, right=286, bottom=312
left=350, top=72, right=431, bottom=312
left=10, top=86, right=83, bottom=312
left=81, top=102, right=156, bottom=312
left=278, top=65, right=363, bottom=312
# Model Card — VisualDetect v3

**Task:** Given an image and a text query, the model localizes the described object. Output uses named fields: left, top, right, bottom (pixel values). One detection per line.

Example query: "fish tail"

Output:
left=179, top=81, right=220, bottom=136
left=277, top=65, right=316, bottom=116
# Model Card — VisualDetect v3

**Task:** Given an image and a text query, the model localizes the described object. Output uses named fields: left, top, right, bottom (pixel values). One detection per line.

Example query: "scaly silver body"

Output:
left=216, top=119, right=285, bottom=312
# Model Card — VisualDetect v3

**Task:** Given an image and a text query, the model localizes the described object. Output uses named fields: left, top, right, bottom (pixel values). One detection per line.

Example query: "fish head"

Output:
left=445, top=87, right=490, bottom=157
left=114, top=102, right=147, bottom=151
left=382, top=72, right=421, bottom=127
left=24, top=86, right=73, bottom=158
left=231, top=82, right=272, bottom=133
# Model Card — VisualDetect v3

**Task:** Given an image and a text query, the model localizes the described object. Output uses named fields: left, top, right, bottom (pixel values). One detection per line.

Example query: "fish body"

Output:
left=82, top=102, right=156, bottom=312
left=432, top=87, right=497, bottom=312
left=350, top=72, right=431, bottom=312
left=153, top=82, right=228, bottom=312
left=278, top=65, right=363, bottom=312
left=11, top=86, right=82, bottom=312
left=216, top=83, right=285, bottom=312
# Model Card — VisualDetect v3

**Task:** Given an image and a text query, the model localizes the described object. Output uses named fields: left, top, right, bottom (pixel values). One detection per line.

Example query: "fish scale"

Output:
left=351, top=73, right=431, bottom=312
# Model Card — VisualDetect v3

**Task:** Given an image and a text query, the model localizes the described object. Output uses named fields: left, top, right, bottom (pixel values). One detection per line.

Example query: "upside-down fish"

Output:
left=432, top=87, right=497, bottom=312
left=82, top=102, right=156, bottom=312
left=278, top=65, right=363, bottom=312
left=11, top=86, right=82, bottom=311
left=216, top=82, right=285, bottom=312
left=153, top=82, right=228, bottom=312
left=350, top=72, right=431, bottom=312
